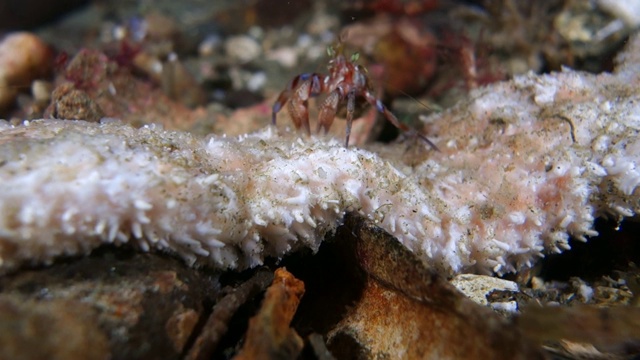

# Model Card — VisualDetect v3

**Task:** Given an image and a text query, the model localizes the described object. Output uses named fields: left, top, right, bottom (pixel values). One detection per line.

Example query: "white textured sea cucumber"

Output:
left=0, top=34, right=639, bottom=276
left=0, top=121, right=442, bottom=273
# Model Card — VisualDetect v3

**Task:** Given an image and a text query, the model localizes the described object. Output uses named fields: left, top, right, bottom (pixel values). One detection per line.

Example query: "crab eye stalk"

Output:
left=350, top=52, right=360, bottom=62
left=327, top=46, right=335, bottom=57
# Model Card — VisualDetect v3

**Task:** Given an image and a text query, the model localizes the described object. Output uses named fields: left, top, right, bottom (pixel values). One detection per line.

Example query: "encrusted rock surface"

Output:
left=0, top=250, right=218, bottom=360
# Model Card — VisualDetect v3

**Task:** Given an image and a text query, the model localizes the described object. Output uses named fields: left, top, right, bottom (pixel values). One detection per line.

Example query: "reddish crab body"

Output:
left=272, top=45, right=437, bottom=149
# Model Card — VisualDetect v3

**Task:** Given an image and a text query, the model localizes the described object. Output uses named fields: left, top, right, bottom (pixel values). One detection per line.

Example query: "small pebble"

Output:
left=198, top=34, right=222, bottom=57
left=225, top=35, right=261, bottom=64
left=0, top=32, right=53, bottom=111
left=451, top=274, right=520, bottom=314
left=267, top=47, right=298, bottom=68
left=161, top=53, right=207, bottom=108
left=530, top=276, right=545, bottom=290
left=246, top=72, right=266, bottom=92
left=31, top=80, right=53, bottom=104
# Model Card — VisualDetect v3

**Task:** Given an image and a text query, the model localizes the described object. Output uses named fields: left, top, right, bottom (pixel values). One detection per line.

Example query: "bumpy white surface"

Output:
left=598, top=0, right=640, bottom=27
left=1, top=35, right=639, bottom=275
left=396, top=33, right=640, bottom=273
left=0, top=122, right=441, bottom=273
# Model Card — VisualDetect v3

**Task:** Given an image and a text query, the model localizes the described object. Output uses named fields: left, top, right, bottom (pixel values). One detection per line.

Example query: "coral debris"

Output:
left=1, top=34, right=639, bottom=276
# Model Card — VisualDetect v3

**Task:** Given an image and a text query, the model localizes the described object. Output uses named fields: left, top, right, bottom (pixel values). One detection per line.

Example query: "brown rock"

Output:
left=0, top=295, right=110, bottom=360
left=48, top=82, right=104, bottom=121
left=50, top=48, right=210, bottom=132
left=324, top=214, right=544, bottom=359
left=186, top=268, right=274, bottom=360
left=0, top=32, right=53, bottom=112
left=0, top=248, right=219, bottom=360
left=165, top=307, right=200, bottom=352
left=234, top=268, right=306, bottom=360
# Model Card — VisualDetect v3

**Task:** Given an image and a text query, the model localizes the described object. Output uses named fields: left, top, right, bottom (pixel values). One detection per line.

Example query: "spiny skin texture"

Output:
left=0, top=121, right=440, bottom=273
left=0, top=36, right=639, bottom=276
left=375, top=33, right=640, bottom=273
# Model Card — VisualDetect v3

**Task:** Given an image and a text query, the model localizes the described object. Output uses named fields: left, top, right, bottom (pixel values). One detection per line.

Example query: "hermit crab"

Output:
left=272, top=43, right=438, bottom=149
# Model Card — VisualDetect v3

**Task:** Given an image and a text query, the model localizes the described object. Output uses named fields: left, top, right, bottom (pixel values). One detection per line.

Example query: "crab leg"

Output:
left=364, top=92, right=440, bottom=151
left=317, top=89, right=340, bottom=136
left=344, top=89, right=357, bottom=147
left=272, top=73, right=324, bottom=136
left=288, top=87, right=311, bottom=135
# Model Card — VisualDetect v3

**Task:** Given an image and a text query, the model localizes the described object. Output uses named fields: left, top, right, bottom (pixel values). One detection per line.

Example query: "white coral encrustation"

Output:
left=1, top=34, right=639, bottom=276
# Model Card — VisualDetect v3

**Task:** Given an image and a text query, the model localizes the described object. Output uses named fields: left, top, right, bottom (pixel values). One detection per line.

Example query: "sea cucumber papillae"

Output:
left=1, top=34, right=639, bottom=276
